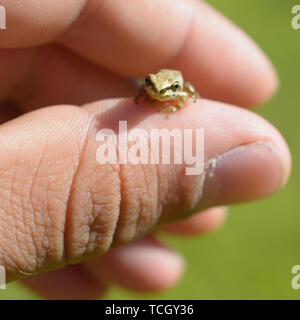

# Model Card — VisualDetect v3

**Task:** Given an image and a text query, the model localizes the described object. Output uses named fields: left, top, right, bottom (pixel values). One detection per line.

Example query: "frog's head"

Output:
left=144, top=69, right=184, bottom=101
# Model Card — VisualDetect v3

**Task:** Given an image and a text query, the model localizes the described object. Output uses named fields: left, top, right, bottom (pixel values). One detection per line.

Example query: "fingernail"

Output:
left=200, top=142, right=284, bottom=206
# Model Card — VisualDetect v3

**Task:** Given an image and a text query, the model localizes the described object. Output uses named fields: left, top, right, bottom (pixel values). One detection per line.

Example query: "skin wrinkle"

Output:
left=110, top=136, right=124, bottom=246
left=45, top=181, right=62, bottom=265
left=1, top=212, right=25, bottom=278
left=141, top=136, right=159, bottom=235
left=113, top=165, right=141, bottom=244
left=7, top=205, right=38, bottom=279
left=90, top=168, right=122, bottom=253
left=133, top=166, right=144, bottom=238
left=153, top=165, right=172, bottom=226
left=151, top=150, right=161, bottom=228
left=63, top=112, right=95, bottom=264
left=86, top=177, right=96, bottom=253
left=160, top=166, right=175, bottom=223
left=8, top=151, right=38, bottom=276
left=65, top=112, right=122, bottom=261
left=131, top=180, right=142, bottom=239
left=171, top=166, right=185, bottom=219
left=134, top=164, right=153, bottom=239
left=192, top=171, right=206, bottom=210
left=19, top=184, right=37, bottom=274
left=40, top=185, right=64, bottom=271
left=27, top=141, right=48, bottom=271
left=7, top=154, right=20, bottom=269
left=154, top=166, right=165, bottom=225
left=139, top=164, right=156, bottom=236
left=134, top=165, right=145, bottom=238
left=130, top=175, right=142, bottom=241
left=86, top=171, right=121, bottom=254
left=96, top=169, right=121, bottom=250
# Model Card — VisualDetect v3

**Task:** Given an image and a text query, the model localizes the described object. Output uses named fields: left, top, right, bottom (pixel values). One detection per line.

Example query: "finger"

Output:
left=21, top=264, right=107, bottom=300
left=82, top=236, right=185, bottom=292
left=22, top=235, right=184, bottom=297
left=84, top=98, right=290, bottom=241
left=0, top=0, right=277, bottom=107
left=0, top=0, right=86, bottom=47
left=0, top=98, right=290, bottom=282
left=162, top=207, right=227, bottom=236
left=0, top=45, right=136, bottom=111
left=58, top=0, right=277, bottom=106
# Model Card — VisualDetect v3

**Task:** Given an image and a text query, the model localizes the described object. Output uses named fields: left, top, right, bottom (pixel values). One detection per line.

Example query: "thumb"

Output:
left=0, top=98, right=290, bottom=282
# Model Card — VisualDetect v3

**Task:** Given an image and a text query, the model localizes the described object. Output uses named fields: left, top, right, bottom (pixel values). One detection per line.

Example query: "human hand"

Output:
left=0, top=0, right=291, bottom=299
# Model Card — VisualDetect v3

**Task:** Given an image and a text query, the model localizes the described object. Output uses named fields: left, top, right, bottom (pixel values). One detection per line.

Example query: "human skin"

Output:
left=0, top=0, right=291, bottom=299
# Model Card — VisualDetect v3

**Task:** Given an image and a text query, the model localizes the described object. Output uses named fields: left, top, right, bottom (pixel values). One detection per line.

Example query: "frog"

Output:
left=135, top=69, right=199, bottom=113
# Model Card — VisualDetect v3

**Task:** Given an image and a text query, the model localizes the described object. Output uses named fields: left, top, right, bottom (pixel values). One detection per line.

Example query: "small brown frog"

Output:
left=135, top=69, right=199, bottom=113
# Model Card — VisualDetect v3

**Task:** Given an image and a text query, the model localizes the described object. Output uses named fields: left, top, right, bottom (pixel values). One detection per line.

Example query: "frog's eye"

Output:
left=172, top=83, right=181, bottom=90
left=145, top=77, right=151, bottom=85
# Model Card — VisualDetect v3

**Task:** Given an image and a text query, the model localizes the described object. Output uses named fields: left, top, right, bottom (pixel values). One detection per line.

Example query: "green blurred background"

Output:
left=0, top=0, right=299, bottom=299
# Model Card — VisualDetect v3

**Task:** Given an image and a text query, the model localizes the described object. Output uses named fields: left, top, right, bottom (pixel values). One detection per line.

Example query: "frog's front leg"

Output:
left=183, top=82, right=200, bottom=102
left=162, top=93, right=188, bottom=118
left=163, top=101, right=184, bottom=119
left=135, top=86, right=148, bottom=104
left=174, top=91, right=188, bottom=110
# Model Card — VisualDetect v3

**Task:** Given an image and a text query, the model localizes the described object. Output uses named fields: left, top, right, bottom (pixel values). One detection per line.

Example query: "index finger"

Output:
left=0, top=0, right=277, bottom=107
left=58, top=0, right=278, bottom=107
